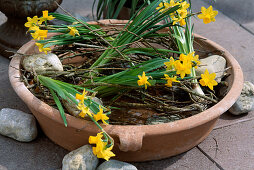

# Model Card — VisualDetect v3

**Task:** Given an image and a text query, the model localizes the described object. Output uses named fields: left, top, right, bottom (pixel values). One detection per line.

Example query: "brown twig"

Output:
left=176, top=86, right=218, bottom=103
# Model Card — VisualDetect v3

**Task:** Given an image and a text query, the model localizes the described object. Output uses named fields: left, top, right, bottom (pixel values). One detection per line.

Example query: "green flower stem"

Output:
left=170, top=14, right=204, bottom=96
left=63, top=89, right=112, bottom=146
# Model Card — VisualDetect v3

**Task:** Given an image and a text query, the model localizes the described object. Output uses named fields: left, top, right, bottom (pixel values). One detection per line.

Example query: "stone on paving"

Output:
left=198, top=119, right=254, bottom=169
left=62, top=145, right=99, bottom=170
left=0, top=108, right=37, bottom=142
left=0, top=11, right=6, bottom=25
left=133, top=147, right=219, bottom=170
left=22, top=53, right=63, bottom=74
left=229, top=81, right=254, bottom=115
left=196, top=55, right=226, bottom=83
left=0, top=165, right=7, bottom=170
left=97, top=160, right=137, bottom=170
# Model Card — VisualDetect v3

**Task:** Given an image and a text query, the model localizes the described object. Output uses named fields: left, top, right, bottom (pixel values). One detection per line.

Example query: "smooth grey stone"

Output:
left=22, top=53, right=63, bottom=74
left=0, top=108, right=37, bottom=142
left=62, top=97, right=80, bottom=117
left=97, top=160, right=137, bottom=170
left=62, top=145, right=98, bottom=170
left=229, top=81, right=254, bottom=115
left=0, top=165, right=8, bottom=170
left=196, top=55, right=226, bottom=83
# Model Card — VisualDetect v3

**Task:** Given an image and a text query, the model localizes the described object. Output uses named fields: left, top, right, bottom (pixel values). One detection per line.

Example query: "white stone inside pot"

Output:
left=229, top=81, right=254, bottom=115
left=196, top=55, right=226, bottom=83
left=62, top=145, right=98, bottom=170
left=0, top=108, right=37, bottom=142
left=22, top=53, right=63, bottom=74
left=97, top=159, right=137, bottom=170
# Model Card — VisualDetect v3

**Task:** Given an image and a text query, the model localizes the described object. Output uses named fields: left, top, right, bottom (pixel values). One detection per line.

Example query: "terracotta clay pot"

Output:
left=9, top=19, right=243, bottom=162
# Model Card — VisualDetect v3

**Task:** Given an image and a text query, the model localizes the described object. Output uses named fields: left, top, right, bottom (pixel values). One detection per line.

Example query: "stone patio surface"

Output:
left=0, top=0, right=254, bottom=169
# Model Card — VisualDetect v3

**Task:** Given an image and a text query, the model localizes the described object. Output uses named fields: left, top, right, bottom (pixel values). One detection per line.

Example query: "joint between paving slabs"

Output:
left=214, top=116, right=254, bottom=130
left=196, top=146, right=225, bottom=170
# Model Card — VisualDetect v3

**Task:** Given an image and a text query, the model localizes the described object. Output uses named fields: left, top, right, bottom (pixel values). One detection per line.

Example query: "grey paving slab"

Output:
left=198, top=119, right=254, bottom=170
left=201, top=0, right=254, bottom=36
left=201, top=0, right=254, bottom=24
left=0, top=56, right=29, bottom=112
left=133, top=147, right=220, bottom=170
left=215, top=111, right=254, bottom=129
left=192, top=0, right=254, bottom=84
left=0, top=132, right=68, bottom=170
left=242, top=22, right=254, bottom=35
left=57, top=0, right=95, bottom=19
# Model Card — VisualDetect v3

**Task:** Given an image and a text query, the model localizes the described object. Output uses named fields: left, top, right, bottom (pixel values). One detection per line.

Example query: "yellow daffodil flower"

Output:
left=192, top=54, right=201, bottom=68
left=170, top=1, right=189, bottom=26
left=40, top=10, right=55, bottom=22
left=179, top=53, right=189, bottom=62
left=28, top=25, right=40, bottom=31
left=93, top=141, right=115, bottom=161
left=35, top=43, right=51, bottom=54
left=76, top=89, right=88, bottom=102
left=92, top=140, right=106, bottom=158
left=31, top=29, right=48, bottom=40
left=93, top=106, right=109, bottom=125
left=180, top=1, right=190, bottom=11
left=76, top=89, right=93, bottom=117
left=98, top=145, right=115, bottom=161
left=174, top=60, right=192, bottom=79
left=162, top=74, right=179, bottom=87
left=156, top=2, right=170, bottom=13
left=156, top=0, right=177, bottom=13
left=137, top=71, right=151, bottom=89
left=164, top=57, right=175, bottom=70
left=178, top=17, right=186, bottom=26
left=179, top=52, right=200, bottom=68
left=199, top=69, right=218, bottom=90
left=77, top=102, right=93, bottom=117
left=89, top=132, right=115, bottom=161
left=172, top=16, right=183, bottom=26
left=89, top=132, right=104, bottom=144
left=25, top=16, right=42, bottom=28
left=67, top=26, right=80, bottom=36
left=198, top=6, right=218, bottom=24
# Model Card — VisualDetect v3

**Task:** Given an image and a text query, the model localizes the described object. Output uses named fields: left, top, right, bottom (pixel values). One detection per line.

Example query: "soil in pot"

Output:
left=20, top=29, right=227, bottom=126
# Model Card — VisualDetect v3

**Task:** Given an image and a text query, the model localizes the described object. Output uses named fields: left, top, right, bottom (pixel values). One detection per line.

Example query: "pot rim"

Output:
left=9, top=19, right=244, bottom=136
